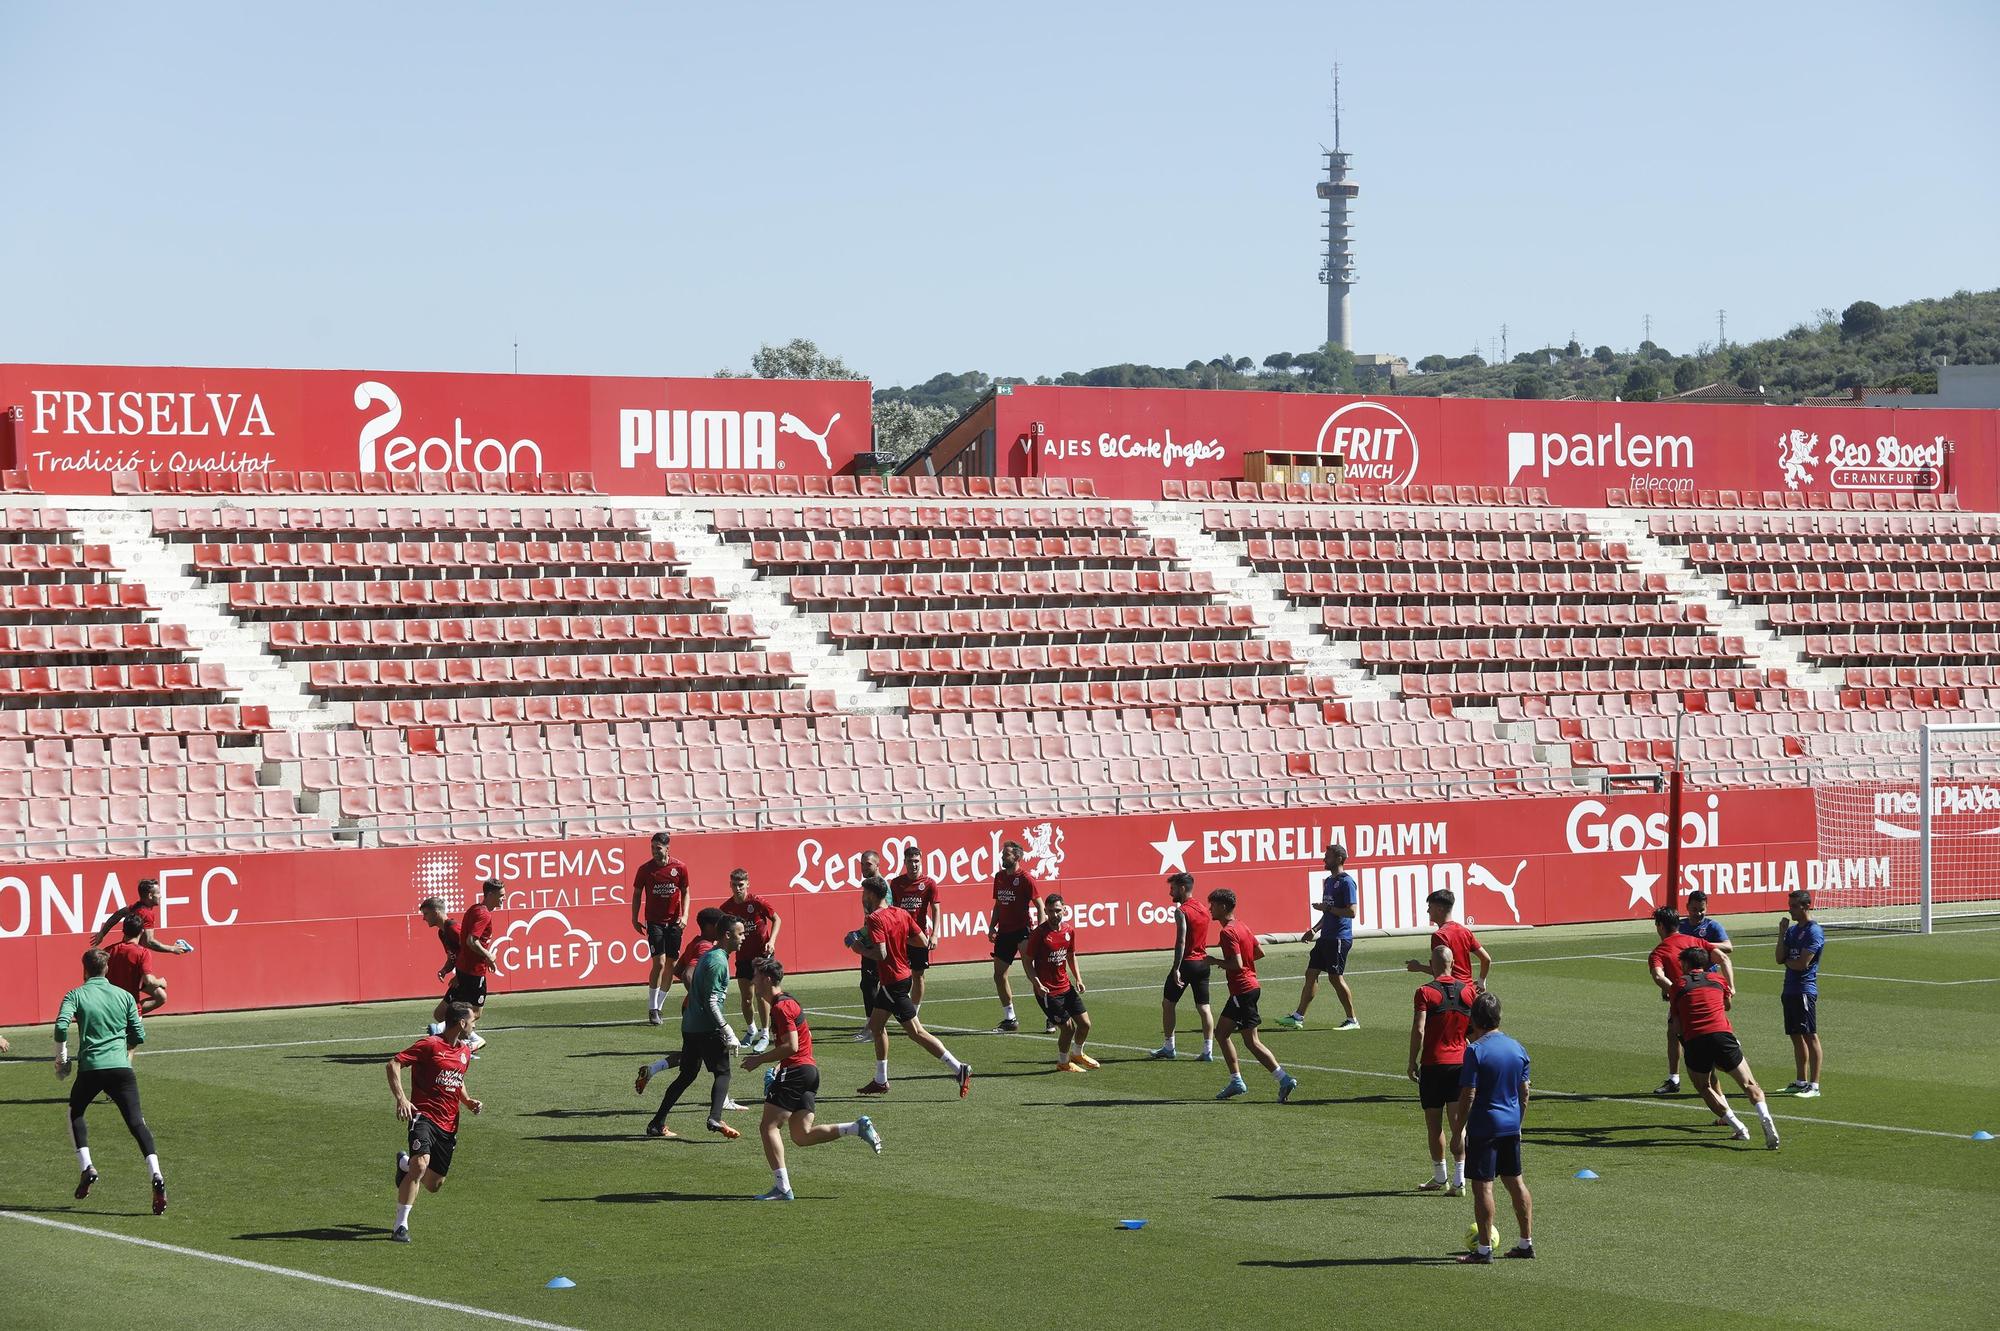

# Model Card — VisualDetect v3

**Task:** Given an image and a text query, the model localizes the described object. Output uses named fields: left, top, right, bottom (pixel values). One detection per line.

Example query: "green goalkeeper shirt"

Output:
left=54, top=976, right=145, bottom=1071
left=682, top=948, right=730, bottom=1034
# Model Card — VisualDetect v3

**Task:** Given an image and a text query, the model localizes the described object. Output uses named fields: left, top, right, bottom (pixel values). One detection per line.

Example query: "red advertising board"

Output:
left=0, top=787, right=1890, bottom=1026
left=992, top=385, right=2000, bottom=510
left=0, top=363, right=875, bottom=494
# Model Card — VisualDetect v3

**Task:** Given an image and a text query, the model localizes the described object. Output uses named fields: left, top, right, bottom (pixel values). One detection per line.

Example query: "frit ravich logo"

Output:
left=1020, top=823, right=1066, bottom=880
left=1777, top=429, right=1819, bottom=490
left=619, top=406, right=841, bottom=472
left=1315, top=401, right=1420, bottom=487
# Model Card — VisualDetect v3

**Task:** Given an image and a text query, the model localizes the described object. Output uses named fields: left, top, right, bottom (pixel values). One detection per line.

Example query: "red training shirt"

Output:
left=892, top=872, right=940, bottom=935
left=991, top=869, right=1038, bottom=933
left=1175, top=897, right=1212, bottom=964
left=1431, top=920, right=1481, bottom=982
left=457, top=903, right=495, bottom=978
left=1217, top=919, right=1263, bottom=996
left=719, top=893, right=777, bottom=957
left=768, top=994, right=814, bottom=1070
left=1027, top=921, right=1075, bottom=994
left=105, top=941, right=151, bottom=998
left=1414, top=977, right=1479, bottom=1066
left=434, top=921, right=461, bottom=973
left=865, top=905, right=915, bottom=984
left=635, top=858, right=690, bottom=926
left=676, top=934, right=715, bottom=980
left=1671, top=971, right=1734, bottom=1039
left=131, top=902, right=160, bottom=935
left=394, top=1035, right=473, bottom=1134
left=1649, top=933, right=1705, bottom=987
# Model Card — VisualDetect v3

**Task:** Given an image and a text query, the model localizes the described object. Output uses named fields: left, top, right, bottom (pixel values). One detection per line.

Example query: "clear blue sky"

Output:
left=4, top=1, right=1995, bottom=388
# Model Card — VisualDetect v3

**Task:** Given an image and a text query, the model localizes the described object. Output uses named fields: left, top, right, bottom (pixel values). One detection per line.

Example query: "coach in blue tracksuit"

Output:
left=1776, top=889, right=1824, bottom=1098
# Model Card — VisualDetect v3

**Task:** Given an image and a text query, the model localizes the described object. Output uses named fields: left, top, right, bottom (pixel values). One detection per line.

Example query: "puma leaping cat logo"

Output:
left=779, top=412, right=840, bottom=469
left=1466, top=860, right=1528, bottom=924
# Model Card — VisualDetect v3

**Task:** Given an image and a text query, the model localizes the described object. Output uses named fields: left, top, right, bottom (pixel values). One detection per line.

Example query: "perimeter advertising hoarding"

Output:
left=0, top=363, right=875, bottom=494
left=0, top=786, right=1894, bottom=1024
left=991, top=385, right=1999, bottom=509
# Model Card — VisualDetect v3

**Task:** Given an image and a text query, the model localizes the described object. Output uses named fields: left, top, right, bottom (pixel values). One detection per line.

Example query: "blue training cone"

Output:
left=546, top=1277, right=576, bottom=1290
left=1573, top=1169, right=1599, bottom=1180
left=1118, top=1219, right=1149, bottom=1230
left=1973, top=1131, right=1993, bottom=1142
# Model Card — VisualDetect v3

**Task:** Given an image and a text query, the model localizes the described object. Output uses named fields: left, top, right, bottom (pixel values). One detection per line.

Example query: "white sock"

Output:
left=649, top=989, right=664, bottom=1012
left=1202, top=1038, right=1213, bottom=1054
left=773, top=1167, right=790, bottom=1192
left=1270, top=1065, right=1287, bottom=1082
left=426, top=1022, right=444, bottom=1036
left=1289, top=1010, right=1305, bottom=1021
left=1450, top=1159, right=1465, bottom=1187
left=836, top=1121, right=860, bottom=1137
left=1726, top=1109, right=1747, bottom=1131
left=145, top=1153, right=161, bottom=1182
left=397, top=1152, right=410, bottom=1177
left=1003, top=1004, right=1016, bottom=1020
left=1476, top=1243, right=1492, bottom=1257
left=1160, top=1036, right=1176, bottom=1051
left=647, top=1057, right=673, bottom=1076
left=1431, top=1159, right=1448, bottom=1183
left=1754, top=1100, right=1775, bottom=1127
left=876, top=1059, right=889, bottom=1083
left=76, top=1146, right=92, bottom=1171
left=394, top=1204, right=412, bottom=1229
left=938, top=1051, right=963, bottom=1074
left=1808, top=1081, right=1819, bottom=1091
left=1516, top=1236, right=1533, bottom=1249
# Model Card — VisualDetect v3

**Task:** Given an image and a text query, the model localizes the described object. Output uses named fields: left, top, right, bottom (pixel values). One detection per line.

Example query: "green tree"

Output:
left=1734, top=365, right=1762, bottom=392
left=1564, top=339, right=1582, bottom=358
left=1512, top=373, right=1548, bottom=399
left=1841, top=300, right=1886, bottom=341
left=1621, top=363, right=1663, bottom=401
left=1672, top=359, right=1700, bottom=392
left=871, top=398, right=957, bottom=464
left=714, top=337, right=865, bottom=380
left=1593, top=345, right=1616, bottom=365
left=1262, top=352, right=1295, bottom=373
left=1415, top=354, right=1448, bottom=373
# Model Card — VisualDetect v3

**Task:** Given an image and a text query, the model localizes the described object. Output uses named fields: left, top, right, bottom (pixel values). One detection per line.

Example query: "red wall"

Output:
left=993, top=385, right=2000, bottom=509
left=0, top=786, right=1899, bottom=1025
left=0, top=363, right=875, bottom=494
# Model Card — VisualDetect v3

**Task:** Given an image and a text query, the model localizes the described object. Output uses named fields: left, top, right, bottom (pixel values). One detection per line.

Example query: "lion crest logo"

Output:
left=1777, top=429, right=1819, bottom=490
left=1020, top=822, right=1066, bottom=880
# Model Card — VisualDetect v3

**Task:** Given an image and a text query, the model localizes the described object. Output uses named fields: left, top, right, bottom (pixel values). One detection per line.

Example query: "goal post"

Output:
left=1811, top=723, right=2000, bottom=933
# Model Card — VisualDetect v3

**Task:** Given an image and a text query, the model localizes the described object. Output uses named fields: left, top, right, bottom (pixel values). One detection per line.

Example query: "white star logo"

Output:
left=1622, top=859, right=1661, bottom=910
left=1150, top=822, right=1194, bottom=875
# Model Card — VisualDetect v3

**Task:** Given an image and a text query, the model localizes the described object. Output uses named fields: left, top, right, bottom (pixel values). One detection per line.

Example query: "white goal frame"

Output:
left=1917, top=722, right=2000, bottom=934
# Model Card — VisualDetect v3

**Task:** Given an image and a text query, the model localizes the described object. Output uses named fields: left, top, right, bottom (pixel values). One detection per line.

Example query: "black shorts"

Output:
left=445, top=973, right=487, bottom=1008
left=680, top=1030, right=731, bottom=1075
left=735, top=949, right=769, bottom=981
left=408, top=1114, right=458, bottom=1178
left=1221, top=987, right=1262, bottom=1030
left=991, top=929, right=1029, bottom=963
left=907, top=945, right=931, bottom=974
left=1419, top=1062, right=1464, bottom=1110
left=858, top=970, right=877, bottom=1011
left=1165, top=959, right=1213, bottom=1007
left=1465, top=1133, right=1522, bottom=1181
left=1682, top=1030, right=1745, bottom=1076
left=1782, top=992, right=1818, bottom=1036
left=646, top=921, right=683, bottom=959
left=868, top=978, right=920, bottom=1024
left=1307, top=934, right=1353, bottom=976
left=765, top=1063, right=820, bottom=1114
left=1044, top=989, right=1086, bottom=1024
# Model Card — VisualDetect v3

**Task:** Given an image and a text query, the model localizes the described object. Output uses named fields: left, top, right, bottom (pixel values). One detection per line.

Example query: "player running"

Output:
left=104, top=915, right=186, bottom=1015
left=1451, top=991, right=1534, bottom=1262
left=55, top=948, right=169, bottom=1213
left=1028, top=895, right=1097, bottom=1073
left=634, top=909, right=726, bottom=1096
left=739, top=958, right=882, bottom=1201
left=720, top=869, right=782, bottom=1052
left=1150, top=872, right=1215, bottom=1061
left=1278, top=844, right=1360, bottom=1031
left=387, top=1001, right=482, bottom=1242
left=633, top=831, right=692, bottom=1026
left=1777, top=890, right=1824, bottom=1098
left=417, top=897, right=462, bottom=1029
left=1648, top=906, right=1720, bottom=1101
left=1208, top=889, right=1297, bottom=1103
left=1665, top=946, right=1782, bottom=1149
left=890, top=845, right=940, bottom=1010
left=851, top=876, right=972, bottom=1098
left=989, top=840, right=1039, bottom=1032
left=431, top=879, right=500, bottom=1051
left=1410, top=969, right=1479, bottom=1195
left=1404, top=889, right=1490, bottom=985
left=89, top=877, right=166, bottom=949
left=642, top=918, right=745, bottom=1141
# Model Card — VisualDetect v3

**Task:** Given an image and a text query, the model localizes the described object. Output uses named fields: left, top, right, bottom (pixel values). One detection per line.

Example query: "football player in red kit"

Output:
left=1027, top=895, right=1097, bottom=1072
left=738, top=958, right=882, bottom=1201
left=386, top=1002, right=483, bottom=1243
left=989, top=840, right=1039, bottom=1032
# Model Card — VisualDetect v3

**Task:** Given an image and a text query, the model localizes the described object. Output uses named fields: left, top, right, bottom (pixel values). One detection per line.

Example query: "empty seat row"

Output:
left=716, top=504, right=1137, bottom=536
left=0, top=583, right=152, bottom=617
left=1402, top=666, right=1781, bottom=700
left=1686, top=540, right=1996, bottom=568
left=866, top=640, right=1296, bottom=679
left=1845, top=665, right=2000, bottom=689
left=1726, top=570, right=1998, bottom=596
left=1610, top=486, right=1957, bottom=511
left=1359, top=634, right=1740, bottom=666
left=1243, top=536, right=1623, bottom=566
left=789, top=570, right=1215, bottom=603
left=189, top=539, right=679, bottom=576
left=155, top=505, right=642, bottom=538
left=1206, top=507, right=1589, bottom=536
left=1804, top=632, right=2000, bottom=660
left=2, top=818, right=342, bottom=861
left=1284, top=570, right=1668, bottom=599
left=4, top=789, right=300, bottom=826
left=0, top=662, right=229, bottom=696
left=1323, top=601, right=1709, bottom=633
left=267, top=612, right=756, bottom=654
left=827, top=604, right=1256, bottom=644
left=2, top=507, right=71, bottom=534
left=349, top=688, right=837, bottom=729
left=0, top=704, right=271, bottom=740
left=1766, top=599, right=2000, bottom=628
left=1170, top=480, right=1551, bottom=506
left=2, top=762, right=260, bottom=800
left=113, top=469, right=601, bottom=496
left=0, top=623, right=193, bottom=655
left=0, top=543, right=115, bottom=575
left=306, top=651, right=793, bottom=694
left=226, top=575, right=719, bottom=615
left=745, top=535, right=1174, bottom=567
left=6, top=732, right=240, bottom=767
left=669, top=474, right=1095, bottom=499
left=1651, top=511, right=1999, bottom=538
left=908, top=674, right=1340, bottom=712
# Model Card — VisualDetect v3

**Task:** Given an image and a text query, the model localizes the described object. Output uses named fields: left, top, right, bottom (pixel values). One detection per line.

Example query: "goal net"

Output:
left=1811, top=724, right=2000, bottom=932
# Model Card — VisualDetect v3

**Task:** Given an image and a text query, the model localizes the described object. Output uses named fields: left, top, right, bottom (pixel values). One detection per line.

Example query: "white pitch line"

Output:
left=801, top=1007, right=1984, bottom=1142
left=0, top=1211, right=587, bottom=1330
left=1726, top=964, right=2000, bottom=987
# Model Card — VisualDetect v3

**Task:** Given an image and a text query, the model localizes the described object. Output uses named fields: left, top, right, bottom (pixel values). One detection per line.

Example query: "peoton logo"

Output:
left=1314, top=401, right=1420, bottom=487
left=1506, top=422, right=1694, bottom=487
left=355, top=381, right=544, bottom=475
left=619, top=407, right=841, bottom=472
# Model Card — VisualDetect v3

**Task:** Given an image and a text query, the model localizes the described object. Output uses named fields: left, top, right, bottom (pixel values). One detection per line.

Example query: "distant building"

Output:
left=1868, top=363, right=2000, bottom=409
left=1672, top=381, right=1767, bottom=405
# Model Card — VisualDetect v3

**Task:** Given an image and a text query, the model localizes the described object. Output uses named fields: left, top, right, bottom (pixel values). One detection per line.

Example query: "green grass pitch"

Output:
left=2, top=916, right=1996, bottom=1330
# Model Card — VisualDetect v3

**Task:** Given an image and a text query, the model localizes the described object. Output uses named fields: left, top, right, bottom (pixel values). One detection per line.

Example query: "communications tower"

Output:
left=1316, top=68, right=1358, bottom=349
